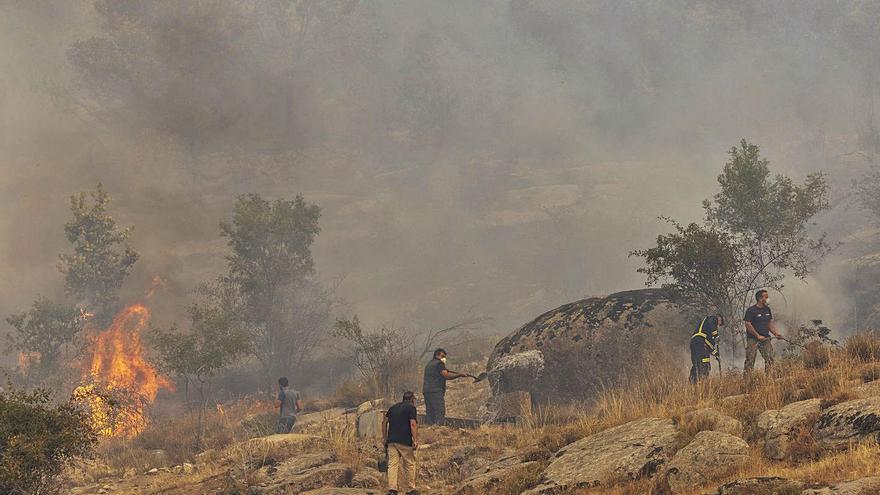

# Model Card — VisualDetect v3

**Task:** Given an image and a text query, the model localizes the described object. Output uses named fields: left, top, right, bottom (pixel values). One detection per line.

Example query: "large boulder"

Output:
left=815, top=397, right=880, bottom=450
left=487, top=289, right=689, bottom=403
left=665, top=431, right=749, bottom=493
left=454, top=453, right=536, bottom=495
left=755, top=399, right=822, bottom=460
left=524, top=417, right=679, bottom=493
left=801, top=477, right=880, bottom=494
left=716, top=477, right=805, bottom=495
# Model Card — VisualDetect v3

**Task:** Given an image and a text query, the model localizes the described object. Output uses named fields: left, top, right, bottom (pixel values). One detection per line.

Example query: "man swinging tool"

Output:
left=689, top=315, right=723, bottom=383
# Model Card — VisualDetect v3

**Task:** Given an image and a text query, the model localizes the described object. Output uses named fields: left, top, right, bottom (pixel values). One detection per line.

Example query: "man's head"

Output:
left=755, top=290, right=769, bottom=305
left=715, top=315, right=724, bottom=326
left=278, top=377, right=289, bottom=388
left=402, top=391, right=415, bottom=404
left=433, top=348, right=447, bottom=363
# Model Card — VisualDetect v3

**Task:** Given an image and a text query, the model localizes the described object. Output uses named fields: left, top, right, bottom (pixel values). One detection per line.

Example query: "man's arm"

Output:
left=744, top=321, right=765, bottom=340
left=440, top=369, right=471, bottom=380
left=295, top=399, right=303, bottom=413
left=409, top=419, right=418, bottom=449
left=768, top=319, right=782, bottom=338
left=382, top=414, right=389, bottom=446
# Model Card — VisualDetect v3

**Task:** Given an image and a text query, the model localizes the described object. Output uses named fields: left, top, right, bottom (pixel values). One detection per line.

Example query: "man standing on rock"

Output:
left=743, top=290, right=782, bottom=373
left=422, top=348, right=473, bottom=426
left=276, top=376, right=302, bottom=433
left=689, top=315, right=722, bottom=383
left=382, top=391, right=419, bottom=495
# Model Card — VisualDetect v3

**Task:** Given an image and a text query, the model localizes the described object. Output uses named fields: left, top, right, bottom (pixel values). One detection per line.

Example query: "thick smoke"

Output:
left=1, top=1, right=879, bottom=349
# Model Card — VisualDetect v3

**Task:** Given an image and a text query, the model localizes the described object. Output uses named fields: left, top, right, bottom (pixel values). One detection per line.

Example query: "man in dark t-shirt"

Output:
left=743, top=289, right=781, bottom=373
left=422, top=348, right=472, bottom=426
left=382, top=391, right=418, bottom=495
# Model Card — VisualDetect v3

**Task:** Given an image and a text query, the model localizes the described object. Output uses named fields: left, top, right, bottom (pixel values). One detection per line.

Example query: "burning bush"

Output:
left=0, top=383, right=97, bottom=495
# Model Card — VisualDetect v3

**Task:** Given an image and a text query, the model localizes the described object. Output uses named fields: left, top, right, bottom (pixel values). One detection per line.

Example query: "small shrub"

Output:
left=332, top=376, right=374, bottom=408
left=846, top=331, right=880, bottom=362
left=676, top=412, right=716, bottom=445
left=786, top=413, right=821, bottom=461
left=0, top=384, right=96, bottom=495
left=802, top=370, right=840, bottom=399
left=862, top=364, right=880, bottom=383
left=738, top=406, right=765, bottom=444
left=802, top=341, right=831, bottom=369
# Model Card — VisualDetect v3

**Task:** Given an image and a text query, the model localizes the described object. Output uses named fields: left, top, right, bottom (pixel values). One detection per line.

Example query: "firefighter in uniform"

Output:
left=689, top=315, right=723, bottom=383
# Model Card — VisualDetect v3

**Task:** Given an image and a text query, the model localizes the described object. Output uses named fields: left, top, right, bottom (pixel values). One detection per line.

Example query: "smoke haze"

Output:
left=2, top=1, right=879, bottom=346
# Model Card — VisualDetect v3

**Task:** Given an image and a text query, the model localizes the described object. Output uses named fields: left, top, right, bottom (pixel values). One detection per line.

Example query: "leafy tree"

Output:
left=633, top=140, right=831, bottom=352
left=5, top=298, right=85, bottom=386
left=632, top=219, right=739, bottom=320
left=153, top=287, right=250, bottom=446
left=58, top=182, right=139, bottom=323
left=219, top=193, right=322, bottom=387
left=0, top=384, right=97, bottom=495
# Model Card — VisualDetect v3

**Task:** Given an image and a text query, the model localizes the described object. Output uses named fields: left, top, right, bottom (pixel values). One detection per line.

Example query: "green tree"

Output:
left=632, top=219, right=739, bottom=320
left=0, top=383, right=97, bottom=495
left=153, top=284, right=250, bottom=446
left=219, top=194, right=322, bottom=387
left=633, top=140, right=832, bottom=352
left=5, top=298, right=85, bottom=386
left=58, top=183, right=139, bottom=323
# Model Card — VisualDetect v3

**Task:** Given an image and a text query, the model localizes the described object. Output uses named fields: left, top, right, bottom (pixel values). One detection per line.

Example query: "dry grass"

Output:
left=846, top=331, right=880, bottom=362
left=485, top=332, right=880, bottom=494
left=73, top=331, right=880, bottom=494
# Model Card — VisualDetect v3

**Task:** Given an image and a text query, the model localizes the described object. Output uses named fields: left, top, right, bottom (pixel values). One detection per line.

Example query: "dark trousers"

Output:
left=689, top=339, right=711, bottom=384
left=424, top=391, right=446, bottom=425
left=276, top=415, right=296, bottom=433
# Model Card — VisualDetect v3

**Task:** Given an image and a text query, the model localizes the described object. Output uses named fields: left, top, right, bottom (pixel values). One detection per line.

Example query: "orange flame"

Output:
left=79, top=302, right=173, bottom=437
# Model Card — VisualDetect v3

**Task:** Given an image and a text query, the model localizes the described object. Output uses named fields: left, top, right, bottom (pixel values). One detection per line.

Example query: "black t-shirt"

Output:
left=744, top=304, right=773, bottom=338
left=385, top=402, right=417, bottom=446
left=422, top=358, right=447, bottom=394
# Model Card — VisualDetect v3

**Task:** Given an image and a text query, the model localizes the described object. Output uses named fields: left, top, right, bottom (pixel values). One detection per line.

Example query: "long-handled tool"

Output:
left=773, top=335, right=806, bottom=349
left=471, top=372, right=488, bottom=383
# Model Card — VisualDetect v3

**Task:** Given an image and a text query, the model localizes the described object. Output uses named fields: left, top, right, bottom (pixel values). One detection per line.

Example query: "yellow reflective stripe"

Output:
left=693, top=318, right=707, bottom=338
left=701, top=358, right=711, bottom=363
left=692, top=317, right=716, bottom=352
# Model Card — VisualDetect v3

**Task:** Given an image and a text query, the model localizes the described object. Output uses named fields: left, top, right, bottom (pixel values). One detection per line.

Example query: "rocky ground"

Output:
left=64, top=345, right=880, bottom=495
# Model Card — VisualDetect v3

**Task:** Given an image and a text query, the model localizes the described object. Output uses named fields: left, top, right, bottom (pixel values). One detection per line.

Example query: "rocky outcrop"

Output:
left=487, top=289, right=690, bottom=403
left=524, top=417, right=679, bottom=493
left=755, top=399, right=822, bottom=460
left=454, top=453, right=536, bottom=495
left=684, top=408, right=743, bottom=437
left=716, top=477, right=805, bottom=495
left=815, top=397, right=880, bottom=450
left=301, top=489, right=382, bottom=495
left=247, top=452, right=353, bottom=494
left=665, top=431, right=749, bottom=493
left=801, top=477, right=880, bottom=494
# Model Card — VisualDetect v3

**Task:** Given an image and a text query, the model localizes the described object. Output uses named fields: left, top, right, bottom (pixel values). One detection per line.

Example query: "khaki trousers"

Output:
left=744, top=337, right=776, bottom=372
left=387, top=442, right=416, bottom=492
